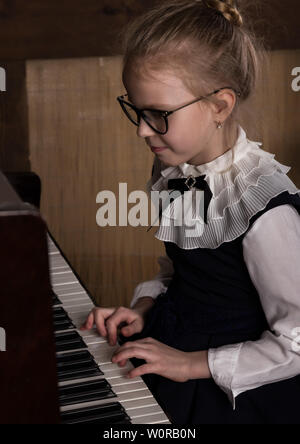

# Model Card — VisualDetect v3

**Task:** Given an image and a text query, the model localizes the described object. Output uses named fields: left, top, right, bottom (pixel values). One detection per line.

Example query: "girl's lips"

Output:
left=151, top=146, right=168, bottom=152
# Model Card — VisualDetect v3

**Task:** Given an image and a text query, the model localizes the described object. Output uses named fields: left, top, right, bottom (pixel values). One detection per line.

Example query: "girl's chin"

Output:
left=153, top=151, right=185, bottom=168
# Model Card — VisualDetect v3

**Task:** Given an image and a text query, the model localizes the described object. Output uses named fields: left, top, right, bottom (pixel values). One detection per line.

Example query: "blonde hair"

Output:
left=116, top=0, right=269, bottom=174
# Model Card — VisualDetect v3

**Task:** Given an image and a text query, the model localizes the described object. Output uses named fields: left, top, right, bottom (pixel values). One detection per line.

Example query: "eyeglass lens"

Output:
left=121, top=102, right=167, bottom=134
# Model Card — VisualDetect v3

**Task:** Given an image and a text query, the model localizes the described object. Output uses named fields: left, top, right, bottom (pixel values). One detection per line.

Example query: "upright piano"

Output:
left=0, top=171, right=171, bottom=424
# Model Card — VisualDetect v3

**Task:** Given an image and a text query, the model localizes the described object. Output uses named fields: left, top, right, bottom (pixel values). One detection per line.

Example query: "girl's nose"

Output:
left=137, top=117, right=156, bottom=138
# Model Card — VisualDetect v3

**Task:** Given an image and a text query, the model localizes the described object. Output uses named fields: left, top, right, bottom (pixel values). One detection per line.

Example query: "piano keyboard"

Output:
left=47, top=233, right=171, bottom=425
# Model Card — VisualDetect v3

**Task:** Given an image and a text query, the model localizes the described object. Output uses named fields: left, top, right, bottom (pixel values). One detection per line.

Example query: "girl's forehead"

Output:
left=124, top=65, right=186, bottom=89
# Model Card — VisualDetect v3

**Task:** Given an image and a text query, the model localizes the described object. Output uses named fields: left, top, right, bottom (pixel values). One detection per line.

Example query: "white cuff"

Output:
left=208, top=342, right=243, bottom=410
left=130, top=280, right=167, bottom=308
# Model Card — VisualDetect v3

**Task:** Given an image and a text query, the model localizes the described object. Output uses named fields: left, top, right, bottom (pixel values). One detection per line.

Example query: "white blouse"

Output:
left=130, top=125, right=300, bottom=410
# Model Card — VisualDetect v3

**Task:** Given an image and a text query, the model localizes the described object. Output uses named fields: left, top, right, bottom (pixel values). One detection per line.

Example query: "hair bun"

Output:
left=202, top=0, right=243, bottom=27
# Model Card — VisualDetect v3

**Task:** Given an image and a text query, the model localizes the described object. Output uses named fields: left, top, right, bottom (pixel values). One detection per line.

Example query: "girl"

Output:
left=81, top=0, right=300, bottom=424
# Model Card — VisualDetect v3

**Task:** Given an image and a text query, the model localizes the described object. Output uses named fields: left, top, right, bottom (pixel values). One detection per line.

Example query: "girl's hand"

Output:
left=111, top=337, right=196, bottom=382
left=80, top=306, right=145, bottom=346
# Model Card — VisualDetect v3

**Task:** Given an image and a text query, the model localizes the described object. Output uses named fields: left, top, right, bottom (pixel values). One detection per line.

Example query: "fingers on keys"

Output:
left=80, top=309, right=107, bottom=337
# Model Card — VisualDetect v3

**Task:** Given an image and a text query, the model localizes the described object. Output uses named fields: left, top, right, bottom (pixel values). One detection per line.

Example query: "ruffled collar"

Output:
left=147, top=125, right=300, bottom=249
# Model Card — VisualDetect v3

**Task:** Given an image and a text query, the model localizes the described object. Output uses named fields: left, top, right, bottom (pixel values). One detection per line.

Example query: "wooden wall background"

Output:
left=26, top=56, right=159, bottom=307
left=25, top=50, right=300, bottom=308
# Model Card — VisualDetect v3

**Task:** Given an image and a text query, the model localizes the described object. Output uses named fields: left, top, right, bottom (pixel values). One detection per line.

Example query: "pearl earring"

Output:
left=216, top=121, right=223, bottom=129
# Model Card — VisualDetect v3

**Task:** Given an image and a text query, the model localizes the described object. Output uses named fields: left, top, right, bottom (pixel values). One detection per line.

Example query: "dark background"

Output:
left=0, top=0, right=299, bottom=60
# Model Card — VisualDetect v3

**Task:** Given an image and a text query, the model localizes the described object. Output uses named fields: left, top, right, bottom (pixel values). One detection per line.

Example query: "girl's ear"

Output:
left=210, top=89, right=237, bottom=120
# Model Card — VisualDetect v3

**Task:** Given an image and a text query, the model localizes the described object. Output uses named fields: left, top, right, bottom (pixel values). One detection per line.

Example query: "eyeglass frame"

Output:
left=116, top=86, right=241, bottom=135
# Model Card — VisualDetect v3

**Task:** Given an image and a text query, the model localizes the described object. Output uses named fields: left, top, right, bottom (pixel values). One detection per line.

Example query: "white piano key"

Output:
left=129, top=404, right=167, bottom=418
left=65, top=306, right=93, bottom=315
left=55, top=297, right=90, bottom=307
left=132, top=412, right=171, bottom=424
left=111, top=380, right=147, bottom=395
left=51, top=265, right=70, bottom=273
left=54, top=288, right=88, bottom=298
left=69, top=315, right=89, bottom=329
left=50, top=256, right=67, bottom=264
left=60, top=301, right=94, bottom=310
left=54, top=283, right=89, bottom=295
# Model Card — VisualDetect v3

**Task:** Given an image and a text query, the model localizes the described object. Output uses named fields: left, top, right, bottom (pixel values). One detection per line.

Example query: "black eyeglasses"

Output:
left=117, top=87, right=241, bottom=135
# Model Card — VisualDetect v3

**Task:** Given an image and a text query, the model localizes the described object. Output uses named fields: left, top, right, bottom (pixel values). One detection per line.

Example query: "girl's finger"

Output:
left=80, top=310, right=94, bottom=330
left=112, top=345, right=151, bottom=363
left=94, top=310, right=108, bottom=337
left=127, top=363, right=155, bottom=379
left=106, top=309, right=139, bottom=346
left=120, top=320, right=143, bottom=336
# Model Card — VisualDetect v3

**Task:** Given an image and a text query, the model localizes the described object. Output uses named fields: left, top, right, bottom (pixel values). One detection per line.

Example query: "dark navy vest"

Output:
left=162, top=191, right=300, bottom=336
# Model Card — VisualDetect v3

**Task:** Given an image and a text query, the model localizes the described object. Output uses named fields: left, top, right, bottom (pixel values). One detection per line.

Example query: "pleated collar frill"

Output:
left=146, top=125, right=300, bottom=250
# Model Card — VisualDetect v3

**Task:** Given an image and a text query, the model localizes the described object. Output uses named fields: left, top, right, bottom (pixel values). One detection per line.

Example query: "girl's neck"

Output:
left=187, top=124, right=239, bottom=166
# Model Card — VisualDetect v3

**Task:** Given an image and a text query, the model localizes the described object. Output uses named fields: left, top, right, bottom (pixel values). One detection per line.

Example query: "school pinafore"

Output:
left=119, top=191, right=300, bottom=424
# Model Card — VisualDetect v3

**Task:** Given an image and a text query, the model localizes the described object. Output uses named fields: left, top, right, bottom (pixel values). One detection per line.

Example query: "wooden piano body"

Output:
left=0, top=171, right=60, bottom=423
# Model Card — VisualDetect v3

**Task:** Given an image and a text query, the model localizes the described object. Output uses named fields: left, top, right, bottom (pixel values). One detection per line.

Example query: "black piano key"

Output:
left=51, top=289, right=62, bottom=305
left=58, top=366, right=102, bottom=382
left=60, top=402, right=131, bottom=424
left=55, top=331, right=87, bottom=352
left=56, top=350, right=92, bottom=365
left=54, top=318, right=76, bottom=332
left=53, top=306, right=69, bottom=318
left=53, top=306, right=76, bottom=331
left=58, top=379, right=116, bottom=406
left=52, top=295, right=62, bottom=306
left=56, top=350, right=102, bottom=371
left=56, top=350, right=103, bottom=381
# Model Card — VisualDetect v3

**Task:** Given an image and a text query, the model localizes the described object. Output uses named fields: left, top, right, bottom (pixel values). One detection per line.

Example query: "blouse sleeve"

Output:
left=130, top=254, right=174, bottom=308
left=207, top=204, right=300, bottom=410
